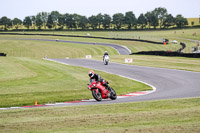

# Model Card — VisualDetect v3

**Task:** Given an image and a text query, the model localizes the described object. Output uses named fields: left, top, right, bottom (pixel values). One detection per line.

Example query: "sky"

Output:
left=1, top=0, right=200, bottom=20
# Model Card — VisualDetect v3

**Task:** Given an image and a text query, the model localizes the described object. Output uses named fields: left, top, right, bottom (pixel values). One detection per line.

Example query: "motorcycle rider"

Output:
left=88, top=70, right=110, bottom=90
left=103, top=51, right=109, bottom=61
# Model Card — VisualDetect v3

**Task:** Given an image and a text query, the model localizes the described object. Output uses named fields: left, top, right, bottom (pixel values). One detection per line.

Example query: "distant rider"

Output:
left=88, top=70, right=110, bottom=90
left=103, top=51, right=109, bottom=61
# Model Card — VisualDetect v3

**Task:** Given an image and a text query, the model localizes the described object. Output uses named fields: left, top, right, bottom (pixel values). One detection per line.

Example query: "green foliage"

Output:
left=163, top=14, right=175, bottom=28
left=12, top=18, right=22, bottom=30
left=78, top=15, right=88, bottom=30
left=23, top=16, right=32, bottom=29
left=175, top=14, right=188, bottom=28
left=88, top=15, right=98, bottom=30
left=112, top=13, right=124, bottom=29
left=124, top=11, right=137, bottom=29
left=0, top=16, right=12, bottom=30
left=36, top=13, right=43, bottom=29
left=145, top=10, right=159, bottom=29
left=102, top=14, right=111, bottom=29
left=0, top=7, right=198, bottom=31
left=138, top=13, right=146, bottom=29
left=96, top=13, right=103, bottom=29
left=46, top=15, right=53, bottom=29
left=154, top=7, right=168, bottom=28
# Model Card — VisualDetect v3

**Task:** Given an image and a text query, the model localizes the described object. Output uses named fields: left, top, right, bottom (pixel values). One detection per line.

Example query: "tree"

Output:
left=30, top=16, right=36, bottom=29
left=138, top=13, right=146, bottom=29
left=151, top=11, right=159, bottom=29
left=124, top=11, right=137, bottom=29
left=145, top=12, right=152, bottom=29
left=145, top=11, right=158, bottom=29
left=154, top=7, right=168, bottom=28
left=23, top=16, right=32, bottom=29
left=36, top=13, right=43, bottom=29
left=112, top=13, right=124, bottom=30
left=38, top=12, right=48, bottom=29
left=163, top=14, right=175, bottom=28
left=0, top=16, right=12, bottom=30
left=191, top=21, right=194, bottom=27
left=78, top=15, right=88, bottom=30
left=64, top=13, right=75, bottom=30
left=102, top=14, right=111, bottom=29
left=58, top=14, right=65, bottom=29
left=72, top=14, right=81, bottom=29
left=175, top=14, right=188, bottom=28
left=46, top=15, right=53, bottom=29
left=96, top=13, right=103, bottom=29
left=12, top=18, right=22, bottom=30
left=51, top=11, right=60, bottom=29
left=88, top=15, right=98, bottom=30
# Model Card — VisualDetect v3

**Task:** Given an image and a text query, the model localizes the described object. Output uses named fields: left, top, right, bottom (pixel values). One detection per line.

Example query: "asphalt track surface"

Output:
left=47, top=58, right=200, bottom=106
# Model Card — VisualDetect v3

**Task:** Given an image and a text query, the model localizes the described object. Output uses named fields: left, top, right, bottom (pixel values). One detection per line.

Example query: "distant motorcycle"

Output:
left=88, top=79, right=117, bottom=101
left=103, top=55, right=109, bottom=65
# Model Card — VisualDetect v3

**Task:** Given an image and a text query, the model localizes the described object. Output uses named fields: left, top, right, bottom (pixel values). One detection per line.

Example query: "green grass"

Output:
left=0, top=38, right=118, bottom=58
left=0, top=98, right=199, bottom=133
left=2, top=28, right=200, bottom=53
left=0, top=57, right=151, bottom=108
left=6, top=28, right=200, bottom=41
left=0, top=31, right=200, bottom=133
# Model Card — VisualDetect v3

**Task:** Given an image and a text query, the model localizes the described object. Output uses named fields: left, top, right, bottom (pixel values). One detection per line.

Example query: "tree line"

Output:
left=0, top=7, right=189, bottom=31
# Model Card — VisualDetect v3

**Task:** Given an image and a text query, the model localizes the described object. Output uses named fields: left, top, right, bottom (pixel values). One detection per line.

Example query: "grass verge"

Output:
left=0, top=98, right=199, bottom=133
left=0, top=57, right=151, bottom=108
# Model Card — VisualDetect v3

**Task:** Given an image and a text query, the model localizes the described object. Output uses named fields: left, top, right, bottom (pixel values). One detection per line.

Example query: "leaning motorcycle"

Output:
left=88, top=79, right=117, bottom=101
left=103, top=55, right=109, bottom=65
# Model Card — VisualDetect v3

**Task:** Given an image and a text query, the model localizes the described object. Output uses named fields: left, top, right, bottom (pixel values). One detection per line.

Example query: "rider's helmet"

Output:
left=105, top=51, right=108, bottom=54
left=88, top=70, right=95, bottom=78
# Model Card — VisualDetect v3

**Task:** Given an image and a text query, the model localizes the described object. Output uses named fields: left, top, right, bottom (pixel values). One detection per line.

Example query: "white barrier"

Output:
left=125, top=58, right=133, bottom=63
left=86, top=55, right=92, bottom=59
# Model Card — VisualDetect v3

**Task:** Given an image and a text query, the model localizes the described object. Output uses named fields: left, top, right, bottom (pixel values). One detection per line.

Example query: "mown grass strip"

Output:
left=0, top=57, right=151, bottom=108
left=0, top=98, right=199, bottom=133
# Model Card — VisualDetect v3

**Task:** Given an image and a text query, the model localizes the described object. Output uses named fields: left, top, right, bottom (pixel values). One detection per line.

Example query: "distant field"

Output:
left=187, top=18, right=200, bottom=26
left=0, top=37, right=118, bottom=58
left=3, top=28, right=200, bottom=53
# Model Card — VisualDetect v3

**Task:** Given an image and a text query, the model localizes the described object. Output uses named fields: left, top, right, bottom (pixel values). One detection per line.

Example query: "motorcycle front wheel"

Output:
left=92, top=89, right=102, bottom=101
left=110, top=87, right=117, bottom=100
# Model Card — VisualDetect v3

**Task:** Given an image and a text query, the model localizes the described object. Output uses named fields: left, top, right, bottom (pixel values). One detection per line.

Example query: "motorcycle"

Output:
left=103, top=55, right=109, bottom=65
left=88, top=79, right=117, bottom=101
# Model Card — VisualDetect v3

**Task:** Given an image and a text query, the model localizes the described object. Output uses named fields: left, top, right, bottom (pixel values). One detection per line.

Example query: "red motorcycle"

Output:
left=88, top=79, right=117, bottom=101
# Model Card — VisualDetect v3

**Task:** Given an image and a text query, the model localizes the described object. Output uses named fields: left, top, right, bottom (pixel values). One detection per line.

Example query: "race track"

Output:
left=1, top=38, right=199, bottom=109
left=47, top=58, right=200, bottom=106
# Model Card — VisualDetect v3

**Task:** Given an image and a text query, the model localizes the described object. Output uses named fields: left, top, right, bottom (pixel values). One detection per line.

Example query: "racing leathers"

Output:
left=103, top=52, right=109, bottom=61
left=90, top=73, right=110, bottom=90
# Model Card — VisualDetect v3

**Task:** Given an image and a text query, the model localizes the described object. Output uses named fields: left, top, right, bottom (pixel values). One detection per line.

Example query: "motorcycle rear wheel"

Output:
left=92, top=89, right=102, bottom=101
left=110, top=87, right=117, bottom=100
